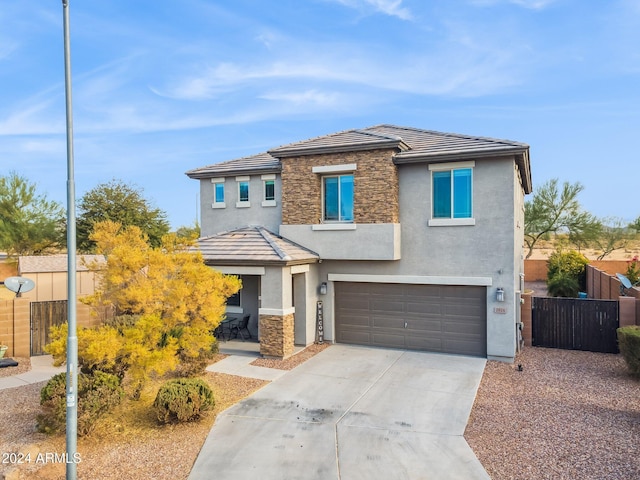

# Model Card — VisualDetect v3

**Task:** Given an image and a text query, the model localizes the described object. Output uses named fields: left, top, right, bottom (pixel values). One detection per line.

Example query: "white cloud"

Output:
left=469, top=0, right=558, bottom=8
left=259, top=89, right=342, bottom=107
left=330, top=0, right=412, bottom=20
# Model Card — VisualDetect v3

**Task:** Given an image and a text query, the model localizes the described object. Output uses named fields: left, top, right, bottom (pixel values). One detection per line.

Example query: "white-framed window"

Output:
left=428, top=161, right=475, bottom=226
left=311, top=164, right=357, bottom=223
left=261, top=174, right=276, bottom=207
left=211, top=178, right=225, bottom=209
left=322, top=174, right=354, bottom=222
left=236, top=176, right=250, bottom=208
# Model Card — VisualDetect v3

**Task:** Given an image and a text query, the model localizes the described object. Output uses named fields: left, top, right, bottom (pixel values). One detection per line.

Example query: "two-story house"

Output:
left=186, top=125, right=532, bottom=362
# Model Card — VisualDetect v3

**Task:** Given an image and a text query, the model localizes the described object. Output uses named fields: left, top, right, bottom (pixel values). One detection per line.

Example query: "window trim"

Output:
left=236, top=176, right=250, bottom=208
left=428, top=161, right=475, bottom=226
left=211, top=177, right=226, bottom=209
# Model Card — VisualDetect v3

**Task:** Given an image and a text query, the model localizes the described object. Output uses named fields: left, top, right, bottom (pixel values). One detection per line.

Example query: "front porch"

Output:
left=199, top=226, right=321, bottom=359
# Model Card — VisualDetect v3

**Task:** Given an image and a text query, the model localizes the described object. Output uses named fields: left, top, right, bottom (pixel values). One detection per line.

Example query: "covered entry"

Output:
left=334, top=282, right=487, bottom=357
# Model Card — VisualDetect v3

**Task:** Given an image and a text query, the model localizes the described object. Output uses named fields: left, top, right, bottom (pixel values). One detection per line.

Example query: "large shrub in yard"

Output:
left=37, top=370, right=124, bottom=436
left=547, top=249, right=589, bottom=297
left=617, top=326, right=640, bottom=378
left=153, top=378, right=214, bottom=423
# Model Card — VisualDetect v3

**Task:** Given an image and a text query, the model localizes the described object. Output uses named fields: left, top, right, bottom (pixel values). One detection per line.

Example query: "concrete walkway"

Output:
left=190, top=344, right=489, bottom=480
left=0, top=355, right=65, bottom=390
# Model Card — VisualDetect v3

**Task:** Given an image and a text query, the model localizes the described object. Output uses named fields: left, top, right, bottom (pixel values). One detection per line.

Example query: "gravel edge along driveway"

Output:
left=465, top=347, right=640, bottom=480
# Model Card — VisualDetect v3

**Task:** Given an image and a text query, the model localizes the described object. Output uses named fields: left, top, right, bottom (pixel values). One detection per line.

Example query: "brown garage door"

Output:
left=335, top=282, right=487, bottom=357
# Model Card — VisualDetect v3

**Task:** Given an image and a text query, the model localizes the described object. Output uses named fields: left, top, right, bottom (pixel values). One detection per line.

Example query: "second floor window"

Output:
left=432, top=167, right=472, bottom=219
left=264, top=180, right=275, bottom=201
left=214, top=182, right=224, bottom=204
left=239, top=181, right=249, bottom=202
left=323, top=174, right=353, bottom=222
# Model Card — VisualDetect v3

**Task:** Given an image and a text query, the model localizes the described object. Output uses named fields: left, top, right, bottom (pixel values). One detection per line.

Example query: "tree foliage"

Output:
left=77, top=179, right=170, bottom=252
left=590, top=217, right=633, bottom=260
left=524, top=179, right=600, bottom=259
left=546, top=249, right=589, bottom=296
left=0, top=172, right=65, bottom=257
left=47, top=221, right=241, bottom=394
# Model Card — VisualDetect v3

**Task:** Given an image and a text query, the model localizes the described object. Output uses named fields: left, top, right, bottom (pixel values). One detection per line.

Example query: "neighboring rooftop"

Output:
left=18, top=254, right=106, bottom=273
left=186, top=124, right=532, bottom=193
left=197, top=226, right=319, bottom=266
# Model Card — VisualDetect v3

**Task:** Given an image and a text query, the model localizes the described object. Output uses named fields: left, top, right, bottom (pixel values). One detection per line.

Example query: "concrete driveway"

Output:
left=189, top=345, right=489, bottom=480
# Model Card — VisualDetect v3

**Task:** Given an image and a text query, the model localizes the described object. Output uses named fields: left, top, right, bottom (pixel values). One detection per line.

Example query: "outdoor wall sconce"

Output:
left=496, top=287, right=505, bottom=302
left=319, top=282, right=328, bottom=295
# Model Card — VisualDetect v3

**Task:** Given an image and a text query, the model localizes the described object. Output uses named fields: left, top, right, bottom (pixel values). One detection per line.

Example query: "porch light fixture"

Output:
left=319, top=282, right=328, bottom=295
left=496, top=287, right=505, bottom=302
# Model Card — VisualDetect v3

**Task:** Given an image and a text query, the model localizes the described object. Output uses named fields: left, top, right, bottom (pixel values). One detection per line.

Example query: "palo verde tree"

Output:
left=47, top=220, right=241, bottom=395
left=77, top=179, right=170, bottom=252
left=524, top=178, right=600, bottom=258
left=0, top=172, right=65, bottom=257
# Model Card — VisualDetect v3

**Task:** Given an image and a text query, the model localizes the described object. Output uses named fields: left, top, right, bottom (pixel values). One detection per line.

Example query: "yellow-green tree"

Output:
left=48, top=221, right=240, bottom=393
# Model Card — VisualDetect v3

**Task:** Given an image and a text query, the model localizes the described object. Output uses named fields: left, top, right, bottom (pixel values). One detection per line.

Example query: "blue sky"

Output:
left=1, top=0, right=639, bottom=229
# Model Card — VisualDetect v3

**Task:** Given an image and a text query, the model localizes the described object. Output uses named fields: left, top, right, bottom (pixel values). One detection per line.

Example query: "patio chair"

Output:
left=230, top=315, right=252, bottom=341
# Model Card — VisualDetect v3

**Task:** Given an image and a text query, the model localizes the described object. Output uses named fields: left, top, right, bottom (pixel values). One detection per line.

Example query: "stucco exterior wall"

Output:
left=199, top=175, right=282, bottom=236
left=314, top=156, right=522, bottom=360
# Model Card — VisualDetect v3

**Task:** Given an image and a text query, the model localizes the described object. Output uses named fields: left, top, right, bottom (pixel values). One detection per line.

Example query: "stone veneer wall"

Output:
left=281, top=149, right=399, bottom=225
left=259, top=313, right=295, bottom=359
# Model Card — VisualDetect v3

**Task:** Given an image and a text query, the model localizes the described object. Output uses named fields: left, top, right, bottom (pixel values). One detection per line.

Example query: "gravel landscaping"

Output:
left=2, top=345, right=638, bottom=479
left=465, top=347, right=640, bottom=480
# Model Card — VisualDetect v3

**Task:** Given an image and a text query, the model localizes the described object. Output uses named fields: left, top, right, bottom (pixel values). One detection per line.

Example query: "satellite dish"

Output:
left=3, top=276, right=36, bottom=297
left=616, top=273, right=633, bottom=290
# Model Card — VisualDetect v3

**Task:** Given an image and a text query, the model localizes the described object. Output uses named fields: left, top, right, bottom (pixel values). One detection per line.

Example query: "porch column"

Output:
left=259, top=267, right=295, bottom=359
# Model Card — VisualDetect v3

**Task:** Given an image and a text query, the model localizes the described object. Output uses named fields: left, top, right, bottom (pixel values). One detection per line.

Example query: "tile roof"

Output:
left=18, top=254, right=106, bottom=273
left=197, top=226, right=319, bottom=266
left=186, top=124, right=531, bottom=193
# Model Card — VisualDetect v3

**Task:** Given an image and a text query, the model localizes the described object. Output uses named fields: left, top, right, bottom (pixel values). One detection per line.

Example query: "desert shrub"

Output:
left=625, top=256, right=640, bottom=285
left=173, top=338, right=219, bottom=378
left=37, top=370, right=124, bottom=436
left=547, top=249, right=589, bottom=296
left=617, top=325, right=640, bottom=378
left=547, top=271, right=580, bottom=297
left=153, top=378, right=215, bottom=424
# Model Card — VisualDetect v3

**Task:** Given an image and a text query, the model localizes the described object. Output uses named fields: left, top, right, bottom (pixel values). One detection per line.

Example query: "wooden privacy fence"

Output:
left=532, top=297, right=619, bottom=354
left=31, top=300, right=67, bottom=356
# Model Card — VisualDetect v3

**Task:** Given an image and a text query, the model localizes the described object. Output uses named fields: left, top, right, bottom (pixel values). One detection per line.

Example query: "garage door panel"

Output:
left=335, top=282, right=487, bottom=357
left=370, top=299, right=405, bottom=313
left=338, top=330, right=372, bottom=345
left=372, top=316, right=406, bottom=329
left=338, top=314, right=371, bottom=328
left=405, top=302, right=442, bottom=315
left=406, top=336, right=443, bottom=351
left=372, top=332, right=405, bottom=348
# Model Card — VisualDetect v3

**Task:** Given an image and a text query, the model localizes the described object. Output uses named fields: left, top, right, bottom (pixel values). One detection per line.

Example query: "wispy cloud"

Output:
left=330, top=0, right=413, bottom=20
left=469, top=0, right=558, bottom=9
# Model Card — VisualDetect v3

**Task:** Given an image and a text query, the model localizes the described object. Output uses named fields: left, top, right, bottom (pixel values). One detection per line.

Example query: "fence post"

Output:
left=619, top=296, right=636, bottom=328
left=521, top=290, right=533, bottom=347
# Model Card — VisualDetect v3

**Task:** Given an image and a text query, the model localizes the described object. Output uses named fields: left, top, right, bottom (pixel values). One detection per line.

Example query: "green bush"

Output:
left=617, top=325, right=640, bottom=378
left=37, top=370, right=124, bottom=436
left=153, top=378, right=215, bottom=424
left=547, top=271, right=580, bottom=297
left=547, top=249, right=589, bottom=296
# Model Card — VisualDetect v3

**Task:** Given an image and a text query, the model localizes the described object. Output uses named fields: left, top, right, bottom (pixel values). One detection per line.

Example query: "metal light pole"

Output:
left=62, top=1, right=78, bottom=479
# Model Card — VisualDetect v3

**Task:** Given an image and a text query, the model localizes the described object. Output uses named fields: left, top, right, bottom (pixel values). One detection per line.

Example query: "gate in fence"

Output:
left=31, top=300, right=67, bottom=356
left=532, top=297, right=619, bottom=354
